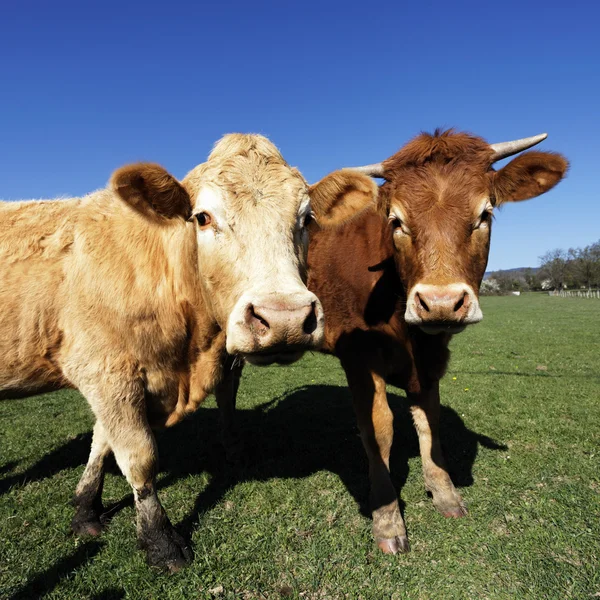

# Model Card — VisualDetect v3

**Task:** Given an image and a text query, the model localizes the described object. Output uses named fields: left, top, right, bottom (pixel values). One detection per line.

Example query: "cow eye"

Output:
left=195, top=212, right=212, bottom=228
left=303, top=211, right=315, bottom=228
left=474, top=209, right=493, bottom=230
left=389, top=215, right=410, bottom=235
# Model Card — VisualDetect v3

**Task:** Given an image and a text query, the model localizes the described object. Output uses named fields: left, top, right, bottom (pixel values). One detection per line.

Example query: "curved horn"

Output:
left=490, top=133, right=548, bottom=162
left=345, top=163, right=385, bottom=178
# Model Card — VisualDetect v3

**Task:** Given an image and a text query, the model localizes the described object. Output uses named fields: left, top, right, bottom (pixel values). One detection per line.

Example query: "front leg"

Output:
left=83, top=379, right=192, bottom=571
left=341, top=355, right=409, bottom=555
left=409, top=382, right=466, bottom=518
left=71, top=421, right=111, bottom=536
left=215, top=357, right=244, bottom=462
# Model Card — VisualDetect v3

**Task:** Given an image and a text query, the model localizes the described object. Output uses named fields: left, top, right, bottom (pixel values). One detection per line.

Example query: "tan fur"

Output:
left=182, top=135, right=312, bottom=329
left=0, top=133, right=373, bottom=570
left=112, top=163, right=192, bottom=220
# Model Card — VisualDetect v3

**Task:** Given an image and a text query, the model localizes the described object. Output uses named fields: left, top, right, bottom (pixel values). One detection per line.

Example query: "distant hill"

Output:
left=484, top=266, right=539, bottom=279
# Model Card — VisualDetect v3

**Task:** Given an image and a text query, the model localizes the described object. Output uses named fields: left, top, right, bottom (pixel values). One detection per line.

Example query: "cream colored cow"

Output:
left=0, top=134, right=376, bottom=570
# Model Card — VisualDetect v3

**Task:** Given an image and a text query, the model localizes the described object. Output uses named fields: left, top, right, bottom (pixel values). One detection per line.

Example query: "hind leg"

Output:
left=71, top=421, right=110, bottom=536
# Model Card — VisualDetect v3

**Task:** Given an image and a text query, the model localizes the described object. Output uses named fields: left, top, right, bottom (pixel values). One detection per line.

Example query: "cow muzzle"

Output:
left=226, top=292, right=325, bottom=364
left=405, top=283, right=483, bottom=335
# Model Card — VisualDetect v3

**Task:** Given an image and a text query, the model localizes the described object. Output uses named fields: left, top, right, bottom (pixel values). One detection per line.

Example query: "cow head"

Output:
left=332, top=130, right=568, bottom=334
left=112, top=134, right=374, bottom=365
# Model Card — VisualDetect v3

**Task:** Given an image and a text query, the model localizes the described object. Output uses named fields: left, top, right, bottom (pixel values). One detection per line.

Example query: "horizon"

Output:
left=1, top=1, right=598, bottom=271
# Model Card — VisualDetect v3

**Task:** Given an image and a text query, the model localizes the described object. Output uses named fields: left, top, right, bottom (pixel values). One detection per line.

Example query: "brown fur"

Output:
left=309, top=170, right=378, bottom=228
left=218, top=129, right=569, bottom=554
left=492, top=151, right=569, bottom=203
left=307, top=129, right=568, bottom=551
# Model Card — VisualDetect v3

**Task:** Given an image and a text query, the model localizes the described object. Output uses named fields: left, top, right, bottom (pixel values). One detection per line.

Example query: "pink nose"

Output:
left=227, top=292, right=325, bottom=359
left=244, top=300, right=319, bottom=344
left=414, top=288, right=471, bottom=321
left=405, top=283, right=482, bottom=327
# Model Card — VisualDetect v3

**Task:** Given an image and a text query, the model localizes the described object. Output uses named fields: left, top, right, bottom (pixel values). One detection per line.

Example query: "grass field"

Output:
left=0, top=295, right=599, bottom=599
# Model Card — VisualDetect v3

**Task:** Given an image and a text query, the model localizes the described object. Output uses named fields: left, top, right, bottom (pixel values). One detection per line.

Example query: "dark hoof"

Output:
left=434, top=495, right=468, bottom=519
left=377, top=535, right=410, bottom=555
left=442, top=504, right=468, bottom=518
left=141, top=525, right=192, bottom=572
left=71, top=509, right=104, bottom=537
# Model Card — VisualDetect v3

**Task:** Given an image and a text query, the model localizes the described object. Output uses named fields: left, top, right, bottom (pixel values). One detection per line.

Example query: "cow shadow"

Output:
left=0, top=384, right=506, bottom=519
left=6, top=540, right=105, bottom=600
left=2, top=383, right=506, bottom=598
left=154, top=384, right=507, bottom=538
left=0, top=433, right=93, bottom=496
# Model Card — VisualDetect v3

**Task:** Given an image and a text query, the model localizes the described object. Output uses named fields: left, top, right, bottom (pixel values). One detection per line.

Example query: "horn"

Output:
left=490, top=133, right=548, bottom=161
left=345, top=163, right=385, bottom=178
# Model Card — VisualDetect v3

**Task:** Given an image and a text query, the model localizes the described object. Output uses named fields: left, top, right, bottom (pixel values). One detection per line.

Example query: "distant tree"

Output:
left=480, top=278, right=501, bottom=295
left=489, top=270, right=513, bottom=293
left=489, top=270, right=530, bottom=293
left=539, top=249, right=568, bottom=290
left=562, top=241, right=600, bottom=289
left=523, top=267, right=542, bottom=291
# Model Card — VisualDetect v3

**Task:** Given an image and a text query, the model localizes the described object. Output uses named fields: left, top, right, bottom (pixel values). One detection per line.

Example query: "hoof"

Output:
left=141, top=525, right=192, bottom=572
left=377, top=535, right=410, bottom=555
left=434, top=495, right=468, bottom=519
left=71, top=509, right=104, bottom=537
left=72, top=519, right=103, bottom=537
left=442, top=504, right=468, bottom=518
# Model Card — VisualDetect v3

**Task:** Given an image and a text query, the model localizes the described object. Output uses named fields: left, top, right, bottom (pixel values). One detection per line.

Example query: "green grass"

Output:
left=1, top=294, right=599, bottom=599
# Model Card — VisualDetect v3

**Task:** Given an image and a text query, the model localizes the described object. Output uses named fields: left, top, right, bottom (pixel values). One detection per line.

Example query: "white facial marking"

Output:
left=193, top=185, right=227, bottom=234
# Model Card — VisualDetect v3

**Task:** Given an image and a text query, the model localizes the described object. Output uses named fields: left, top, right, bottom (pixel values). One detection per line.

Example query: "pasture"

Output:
left=0, top=295, right=598, bottom=599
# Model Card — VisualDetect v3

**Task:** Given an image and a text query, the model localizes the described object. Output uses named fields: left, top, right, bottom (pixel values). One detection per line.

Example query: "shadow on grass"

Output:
left=7, top=540, right=105, bottom=600
left=3, top=383, right=506, bottom=596
left=153, top=384, right=507, bottom=538
left=0, top=384, right=507, bottom=520
left=0, top=461, right=18, bottom=476
left=89, top=588, right=126, bottom=600
left=0, top=432, right=92, bottom=496
left=452, top=369, right=600, bottom=380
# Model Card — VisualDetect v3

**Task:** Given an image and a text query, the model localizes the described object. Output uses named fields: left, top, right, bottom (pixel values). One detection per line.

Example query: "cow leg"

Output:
left=342, top=359, right=409, bottom=555
left=215, top=358, right=243, bottom=462
left=409, top=383, right=466, bottom=518
left=89, top=381, right=192, bottom=571
left=71, top=421, right=110, bottom=536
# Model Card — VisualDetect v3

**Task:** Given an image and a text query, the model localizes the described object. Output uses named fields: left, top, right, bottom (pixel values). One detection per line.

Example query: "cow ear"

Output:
left=492, top=151, right=568, bottom=204
left=309, top=170, right=377, bottom=227
left=111, top=163, right=191, bottom=220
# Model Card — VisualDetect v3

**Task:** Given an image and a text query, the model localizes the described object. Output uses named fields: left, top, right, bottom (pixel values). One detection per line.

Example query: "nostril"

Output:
left=303, top=301, right=318, bottom=335
left=454, top=291, right=471, bottom=313
left=416, top=292, right=430, bottom=312
left=453, top=293, right=466, bottom=313
left=246, top=304, right=270, bottom=335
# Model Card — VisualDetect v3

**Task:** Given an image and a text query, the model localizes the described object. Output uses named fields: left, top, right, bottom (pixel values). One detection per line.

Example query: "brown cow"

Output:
left=219, top=130, right=568, bottom=555
left=0, top=134, right=374, bottom=570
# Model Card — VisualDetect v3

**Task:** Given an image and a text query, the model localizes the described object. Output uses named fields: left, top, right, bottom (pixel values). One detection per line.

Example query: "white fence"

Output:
left=549, top=289, right=600, bottom=298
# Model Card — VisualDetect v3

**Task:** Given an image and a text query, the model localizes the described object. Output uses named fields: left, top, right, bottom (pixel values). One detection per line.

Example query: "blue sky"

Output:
left=1, top=0, right=598, bottom=270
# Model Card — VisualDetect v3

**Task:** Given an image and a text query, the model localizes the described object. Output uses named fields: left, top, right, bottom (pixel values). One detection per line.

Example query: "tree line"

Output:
left=482, top=239, right=600, bottom=294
